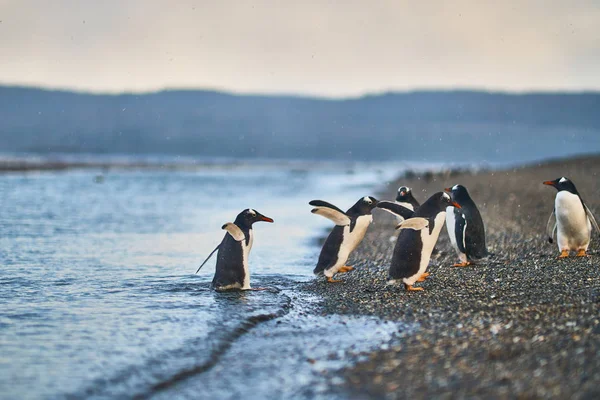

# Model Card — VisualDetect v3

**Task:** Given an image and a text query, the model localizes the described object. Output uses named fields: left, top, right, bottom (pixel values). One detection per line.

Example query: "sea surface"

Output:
left=0, top=158, right=436, bottom=399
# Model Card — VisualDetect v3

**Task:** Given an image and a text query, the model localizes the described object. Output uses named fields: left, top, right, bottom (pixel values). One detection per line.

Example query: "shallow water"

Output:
left=0, top=161, right=429, bottom=399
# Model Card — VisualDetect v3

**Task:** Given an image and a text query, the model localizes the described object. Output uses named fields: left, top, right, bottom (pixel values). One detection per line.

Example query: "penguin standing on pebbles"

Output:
left=444, top=185, right=488, bottom=267
left=543, top=177, right=599, bottom=258
left=310, top=196, right=378, bottom=283
left=196, top=209, right=274, bottom=291
left=395, top=186, right=420, bottom=222
left=378, top=192, right=460, bottom=291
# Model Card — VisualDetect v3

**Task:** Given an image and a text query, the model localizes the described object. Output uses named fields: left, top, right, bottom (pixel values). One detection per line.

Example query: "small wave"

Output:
left=69, top=286, right=292, bottom=399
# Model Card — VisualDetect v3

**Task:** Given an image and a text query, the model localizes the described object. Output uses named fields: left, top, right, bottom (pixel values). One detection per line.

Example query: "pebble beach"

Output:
left=305, top=154, right=600, bottom=399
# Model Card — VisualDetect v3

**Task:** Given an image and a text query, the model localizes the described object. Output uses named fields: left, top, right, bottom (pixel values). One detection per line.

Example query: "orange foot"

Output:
left=326, top=276, right=342, bottom=283
left=338, top=266, right=354, bottom=273
left=559, top=250, right=570, bottom=258
left=452, top=261, right=471, bottom=267
left=417, top=273, right=430, bottom=282
left=576, top=249, right=588, bottom=257
left=405, top=284, right=424, bottom=292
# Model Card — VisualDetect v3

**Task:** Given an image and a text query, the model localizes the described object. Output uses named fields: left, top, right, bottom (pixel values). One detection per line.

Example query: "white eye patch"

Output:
left=452, top=184, right=459, bottom=190
left=443, top=192, right=451, bottom=200
left=363, top=196, right=372, bottom=204
left=559, top=177, right=567, bottom=183
left=248, top=209, right=256, bottom=216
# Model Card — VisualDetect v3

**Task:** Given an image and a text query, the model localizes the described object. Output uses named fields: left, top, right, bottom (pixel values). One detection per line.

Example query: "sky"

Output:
left=1, top=0, right=599, bottom=97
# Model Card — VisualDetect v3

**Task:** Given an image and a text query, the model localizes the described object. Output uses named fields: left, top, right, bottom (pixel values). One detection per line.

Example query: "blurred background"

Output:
left=1, top=1, right=600, bottom=399
left=1, top=0, right=600, bottom=163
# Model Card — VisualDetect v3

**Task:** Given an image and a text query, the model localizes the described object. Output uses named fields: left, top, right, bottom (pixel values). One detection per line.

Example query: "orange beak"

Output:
left=444, top=187, right=452, bottom=192
left=260, top=216, right=274, bottom=223
left=543, top=181, right=554, bottom=186
left=452, top=201, right=461, bottom=209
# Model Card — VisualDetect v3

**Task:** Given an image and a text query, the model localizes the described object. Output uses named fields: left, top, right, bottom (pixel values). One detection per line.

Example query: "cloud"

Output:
left=1, top=0, right=599, bottom=96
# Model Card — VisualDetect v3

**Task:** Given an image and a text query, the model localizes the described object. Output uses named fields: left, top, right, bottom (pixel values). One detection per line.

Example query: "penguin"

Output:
left=444, top=184, right=489, bottom=267
left=543, top=177, right=600, bottom=257
left=195, top=208, right=274, bottom=290
left=377, top=192, right=460, bottom=291
left=310, top=196, right=378, bottom=282
left=395, top=186, right=420, bottom=222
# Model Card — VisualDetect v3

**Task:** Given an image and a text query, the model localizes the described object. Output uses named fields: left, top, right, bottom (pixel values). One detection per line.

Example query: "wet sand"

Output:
left=305, top=154, right=600, bottom=399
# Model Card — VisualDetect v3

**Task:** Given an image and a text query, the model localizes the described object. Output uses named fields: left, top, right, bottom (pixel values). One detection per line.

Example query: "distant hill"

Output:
left=1, top=86, right=599, bottom=163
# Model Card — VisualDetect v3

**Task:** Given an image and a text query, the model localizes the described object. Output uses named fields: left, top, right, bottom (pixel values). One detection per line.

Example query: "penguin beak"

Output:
left=444, top=187, right=452, bottom=193
left=452, top=201, right=461, bottom=209
left=543, top=180, right=555, bottom=186
left=258, top=215, right=274, bottom=223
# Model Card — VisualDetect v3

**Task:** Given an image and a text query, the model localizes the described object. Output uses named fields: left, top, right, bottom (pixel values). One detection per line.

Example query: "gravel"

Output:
left=303, top=154, right=600, bottom=399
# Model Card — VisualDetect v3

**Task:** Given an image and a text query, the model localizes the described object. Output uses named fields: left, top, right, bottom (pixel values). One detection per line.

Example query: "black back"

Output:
left=448, top=185, right=488, bottom=259
left=212, top=232, right=247, bottom=289
left=314, top=225, right=345, bottom=274
left=389, top=192, right=454, bottom=279
left=210, top=208, right=273, bottom=289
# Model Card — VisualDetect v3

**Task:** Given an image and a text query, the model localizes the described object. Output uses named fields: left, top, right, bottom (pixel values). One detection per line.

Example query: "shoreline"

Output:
left=304, top=154, right=600, bottom=398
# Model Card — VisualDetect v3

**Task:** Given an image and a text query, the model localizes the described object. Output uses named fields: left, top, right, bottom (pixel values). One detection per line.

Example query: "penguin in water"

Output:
left=196, top=209, right=274, bottom=291
left=444, top=185, right=489, bottom=267
left=377, top=192, right=460, bottom=291
left=310, top=196, right=378, bottom=282
left=543, top=177, right=599, bottom=258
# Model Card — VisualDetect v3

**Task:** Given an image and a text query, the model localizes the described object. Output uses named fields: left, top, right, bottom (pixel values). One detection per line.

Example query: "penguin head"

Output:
left=438, top=192, right=462, bottom=210
left=543, top=177, right=578, bottom=194
left=351, top=196, right=379, bottom=215
left=396, top=186, right=413, bottom=202
left=444, top=184, right=471, bottom=203
left=235, top=208, right=274, bottom=228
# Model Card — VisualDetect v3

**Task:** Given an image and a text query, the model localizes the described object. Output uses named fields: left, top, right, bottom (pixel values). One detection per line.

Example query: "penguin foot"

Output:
left=452, top=262, right=471, bottom=267
left=559, top=250, right=570, bottom=258
left=576, top=250, right=588, bottom=257
left=338, top=266, right=354, bottom=273
left=417, top=273, right=430, bottom=282
left=404, top=284, right=424, bottom=292
left=326, top=276, right=342, bottom=283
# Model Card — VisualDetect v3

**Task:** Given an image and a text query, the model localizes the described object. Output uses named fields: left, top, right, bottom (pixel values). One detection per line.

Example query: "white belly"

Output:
left=555, top=192, right=591, bottom=251
left=445, top=206, right=467, bottom=261
left=405, top=212, right=446, bottom=285
left=241, top=229, right=253, bottom=289
left=327, top=215, right=372, bottom=275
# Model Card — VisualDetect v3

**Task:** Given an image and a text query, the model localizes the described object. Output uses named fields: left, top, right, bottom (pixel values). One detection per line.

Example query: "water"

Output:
left=0, top=160, right=430, bottom=399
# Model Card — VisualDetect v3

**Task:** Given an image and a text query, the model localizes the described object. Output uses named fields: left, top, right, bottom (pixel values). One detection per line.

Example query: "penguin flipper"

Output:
left=196, top=243, right=220, bottom=274
left=222, top=222, right=246, bottom=241
left=395, top=217, right=429, bottom=231
left=584, top=205, right=600, bottom=235
left=309, top=200, right=351, bottom=226
left=376, top=201, right=415, bottom=220
left=546, top=210, right=556, bottom=243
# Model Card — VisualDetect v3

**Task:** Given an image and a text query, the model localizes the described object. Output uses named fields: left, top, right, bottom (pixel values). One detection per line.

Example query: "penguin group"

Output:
left=197, top=177, right=598, bottom=292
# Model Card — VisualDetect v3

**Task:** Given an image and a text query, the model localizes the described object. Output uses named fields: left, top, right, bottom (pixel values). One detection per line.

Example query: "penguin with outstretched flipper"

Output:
left=311, top=196, right=378, bottom=283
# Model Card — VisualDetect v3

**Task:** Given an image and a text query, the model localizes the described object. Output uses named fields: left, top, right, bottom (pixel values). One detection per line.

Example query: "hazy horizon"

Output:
left=2, top=0, right=599, bottom=97
left=2, top=83, right=600, bottom=99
